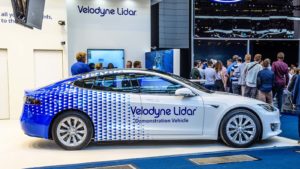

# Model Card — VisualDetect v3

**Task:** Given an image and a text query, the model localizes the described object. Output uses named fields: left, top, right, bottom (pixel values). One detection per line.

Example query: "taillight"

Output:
left=24, top=96, right=41, bottom=105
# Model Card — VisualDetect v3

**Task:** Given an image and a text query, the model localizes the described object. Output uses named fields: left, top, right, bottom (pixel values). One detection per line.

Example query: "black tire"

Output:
left=219, top=109, right=261, bottom=148
left=52, top=111, right=93, bottom=150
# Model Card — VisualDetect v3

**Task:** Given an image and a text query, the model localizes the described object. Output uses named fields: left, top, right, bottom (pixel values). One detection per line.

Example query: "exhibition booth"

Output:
left=0, top=0, right=300, bottom=169
left=0, top=0, right=184, bottom=121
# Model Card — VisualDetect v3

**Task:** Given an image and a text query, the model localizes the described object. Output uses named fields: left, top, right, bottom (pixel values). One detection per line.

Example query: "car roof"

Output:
left=79, top=69, right=169, bottom=79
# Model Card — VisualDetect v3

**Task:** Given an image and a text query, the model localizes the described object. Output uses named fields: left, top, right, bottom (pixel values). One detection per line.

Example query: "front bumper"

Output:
left=259, top=108, right=282, bottom=140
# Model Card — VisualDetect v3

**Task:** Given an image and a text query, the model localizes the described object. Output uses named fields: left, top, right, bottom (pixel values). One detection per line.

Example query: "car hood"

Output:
left=203, top=91, right=264, bottom=106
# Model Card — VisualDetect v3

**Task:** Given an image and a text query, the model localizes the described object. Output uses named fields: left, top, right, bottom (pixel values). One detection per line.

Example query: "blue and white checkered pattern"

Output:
left=26, top=82, right=145, bottom=141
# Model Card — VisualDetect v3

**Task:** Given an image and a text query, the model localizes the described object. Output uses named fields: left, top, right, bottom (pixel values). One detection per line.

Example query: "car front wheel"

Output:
left=52, top=111, right=93, bottom=150
left=220, top=109, right=261, bottom=148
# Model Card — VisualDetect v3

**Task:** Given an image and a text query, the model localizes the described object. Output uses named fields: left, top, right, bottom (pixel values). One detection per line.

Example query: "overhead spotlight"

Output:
left=58, top=20, right=65, bottom=26
left=151, top=46, right=157, bottom=50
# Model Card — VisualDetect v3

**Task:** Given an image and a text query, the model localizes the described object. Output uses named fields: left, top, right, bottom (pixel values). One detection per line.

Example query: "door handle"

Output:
left=209, top=104, right=219, bottom=109
left=145, top=99, right=160, bottom=102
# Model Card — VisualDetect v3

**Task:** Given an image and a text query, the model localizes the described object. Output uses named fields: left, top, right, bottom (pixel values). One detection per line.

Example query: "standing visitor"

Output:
left=257, top=59, right=275, bottom=104
left=214, top=61, right=225, bottom=91
left=197, top=61, right=205, bottom=79
left=288, top=67, right=296, bottom=85
left=190, top=62, right=200, bottom=79
left=291, top=74, right=300, bottom=144
left=288, top=68, right=300, bottom=92
left=272, top=52, right=289, bottom=112
left=227, top=55, right=238, bottom=75
left=231, top=57, right=242, bottom=94
left=204, top=60, right=216, bottom=90
left=89, top=63, right=95, bottom=71
left=226, top=59, right=233, bottom=92
left=107, top=63, right=115, bottom=69
left=221, top=62, right=228, bottom=90
left=95, top=63, right=103, bottom=70
left=244, top=54, right=263, bottom=98
left=133, top=61, right=142, bottom=68
left=126, top=61, right=133, bottom=68
left=71, top=52, right=91, bottom=75
left=238, top=54, right=251, bottom=96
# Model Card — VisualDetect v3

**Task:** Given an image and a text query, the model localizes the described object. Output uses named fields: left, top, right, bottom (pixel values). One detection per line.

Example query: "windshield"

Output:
left=152, top=70, right=213, bottom=93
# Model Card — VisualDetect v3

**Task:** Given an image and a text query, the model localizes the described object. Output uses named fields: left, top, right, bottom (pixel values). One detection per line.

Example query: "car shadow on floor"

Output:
left=23, top=138, right=277, bottom=151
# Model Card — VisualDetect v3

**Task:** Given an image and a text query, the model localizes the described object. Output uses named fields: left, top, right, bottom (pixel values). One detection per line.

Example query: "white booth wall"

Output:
left=66, top=0, right=151, bottom=70
left=0, top=0, right=67, bottom=119
left=0, top=0, right=151, bottom=120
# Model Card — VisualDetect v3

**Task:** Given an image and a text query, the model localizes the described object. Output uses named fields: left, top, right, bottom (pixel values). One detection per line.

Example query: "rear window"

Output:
left=73, top=74, right=139, bottom=93
left=73, top=77, right=96, bottom=89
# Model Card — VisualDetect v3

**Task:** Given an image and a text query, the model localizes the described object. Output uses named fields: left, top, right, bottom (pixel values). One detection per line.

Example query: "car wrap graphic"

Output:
left=21, top=70, right=281, bottom=150
left=22, top=82, right=146, bottom=141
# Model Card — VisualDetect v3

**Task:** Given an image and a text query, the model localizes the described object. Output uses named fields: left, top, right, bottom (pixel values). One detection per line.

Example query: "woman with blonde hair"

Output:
left=95, top=63, right=103, bottom=70
left=71, top=52, right=91, bottom=75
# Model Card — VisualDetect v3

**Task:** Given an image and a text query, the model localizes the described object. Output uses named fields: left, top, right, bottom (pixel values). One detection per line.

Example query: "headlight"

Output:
left=258, top=104, right=277, bottom=112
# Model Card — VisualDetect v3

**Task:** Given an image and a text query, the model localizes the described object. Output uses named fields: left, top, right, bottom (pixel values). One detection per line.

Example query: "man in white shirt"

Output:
left=238, top=54, right=252, bottom=96
left=204, top=60, right=216, bottom=90
left=244, top=54, right=263, bottom=98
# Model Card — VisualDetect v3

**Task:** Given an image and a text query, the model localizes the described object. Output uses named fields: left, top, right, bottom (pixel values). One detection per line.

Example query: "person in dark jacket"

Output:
left=257, top=59, right=274, bottom=104
left=288, top=68, right=300, bottom=92
left=292, top=74, right=300, bottom=144
left=190, top=62, right=200, bottom=79
left=71, top=52, right=91, bottom=75
left=272, top=52, right=289, bottom=112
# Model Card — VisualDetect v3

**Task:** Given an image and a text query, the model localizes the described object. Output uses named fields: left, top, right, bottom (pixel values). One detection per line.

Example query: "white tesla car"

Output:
left=21, top=69, right=281, bottom=150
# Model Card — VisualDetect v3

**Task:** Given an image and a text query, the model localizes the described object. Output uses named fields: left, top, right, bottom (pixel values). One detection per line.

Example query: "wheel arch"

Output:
left=217, top=107, right=263, bottom=140
left=48, top=109, right=94, bottom=139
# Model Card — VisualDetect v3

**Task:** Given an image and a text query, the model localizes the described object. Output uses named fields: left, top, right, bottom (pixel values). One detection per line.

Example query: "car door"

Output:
left=92, top=74, right=142, bottom=141
left=132, top=74, right=205, bottom=136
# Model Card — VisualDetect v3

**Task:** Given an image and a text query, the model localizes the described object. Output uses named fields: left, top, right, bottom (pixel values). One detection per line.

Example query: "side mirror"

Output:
left=175, top=88, right=195, bottom=97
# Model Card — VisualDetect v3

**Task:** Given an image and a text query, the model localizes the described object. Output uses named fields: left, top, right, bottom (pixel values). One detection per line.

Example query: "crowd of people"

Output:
left=191, top=52, right=300, bottom=112
left=71, top=52, right=142, bottom=76
left=191, top=52, right=300, bottom=143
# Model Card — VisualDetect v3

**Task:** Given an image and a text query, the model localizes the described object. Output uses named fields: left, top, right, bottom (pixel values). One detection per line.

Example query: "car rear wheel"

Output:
left=220, top=109, right=261, bottom=148
left=52, top=111, right=93, bottom=150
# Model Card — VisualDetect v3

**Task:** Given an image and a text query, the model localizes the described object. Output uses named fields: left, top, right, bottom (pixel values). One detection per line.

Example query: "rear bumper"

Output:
left=20, top=105, right=52, bottom=139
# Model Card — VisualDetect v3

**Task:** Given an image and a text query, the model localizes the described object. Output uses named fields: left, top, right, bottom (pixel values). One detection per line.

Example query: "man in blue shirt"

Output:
left=231, top=57, right=242, bottom=95
left=227, top=55, right=238, bottom=74
left=226, top=55, right=238, bottom=93
left=71, top=52, right=91, bottom=75
left=257, top=59, right=274, bottom=104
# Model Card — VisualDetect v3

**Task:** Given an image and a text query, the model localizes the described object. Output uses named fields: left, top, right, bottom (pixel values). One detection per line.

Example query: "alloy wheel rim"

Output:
left=57, top=116, right=87, bottom=147
left=226, top=114, right=257, bottom=145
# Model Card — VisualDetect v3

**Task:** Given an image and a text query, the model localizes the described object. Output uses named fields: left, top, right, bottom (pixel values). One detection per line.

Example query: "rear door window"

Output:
left=93, top=74, right=139, bottom=93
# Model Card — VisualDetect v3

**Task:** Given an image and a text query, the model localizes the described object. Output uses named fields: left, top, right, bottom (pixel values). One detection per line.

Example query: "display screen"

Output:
left=194, top=0, right=300, bottom=39
left=145, top=50, right=174, bottom=73
left=11, top=0, right=28, bottom=25
left=11, top=0, right=45, bottom=29
left=87, top=49, right=125, bottom=69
